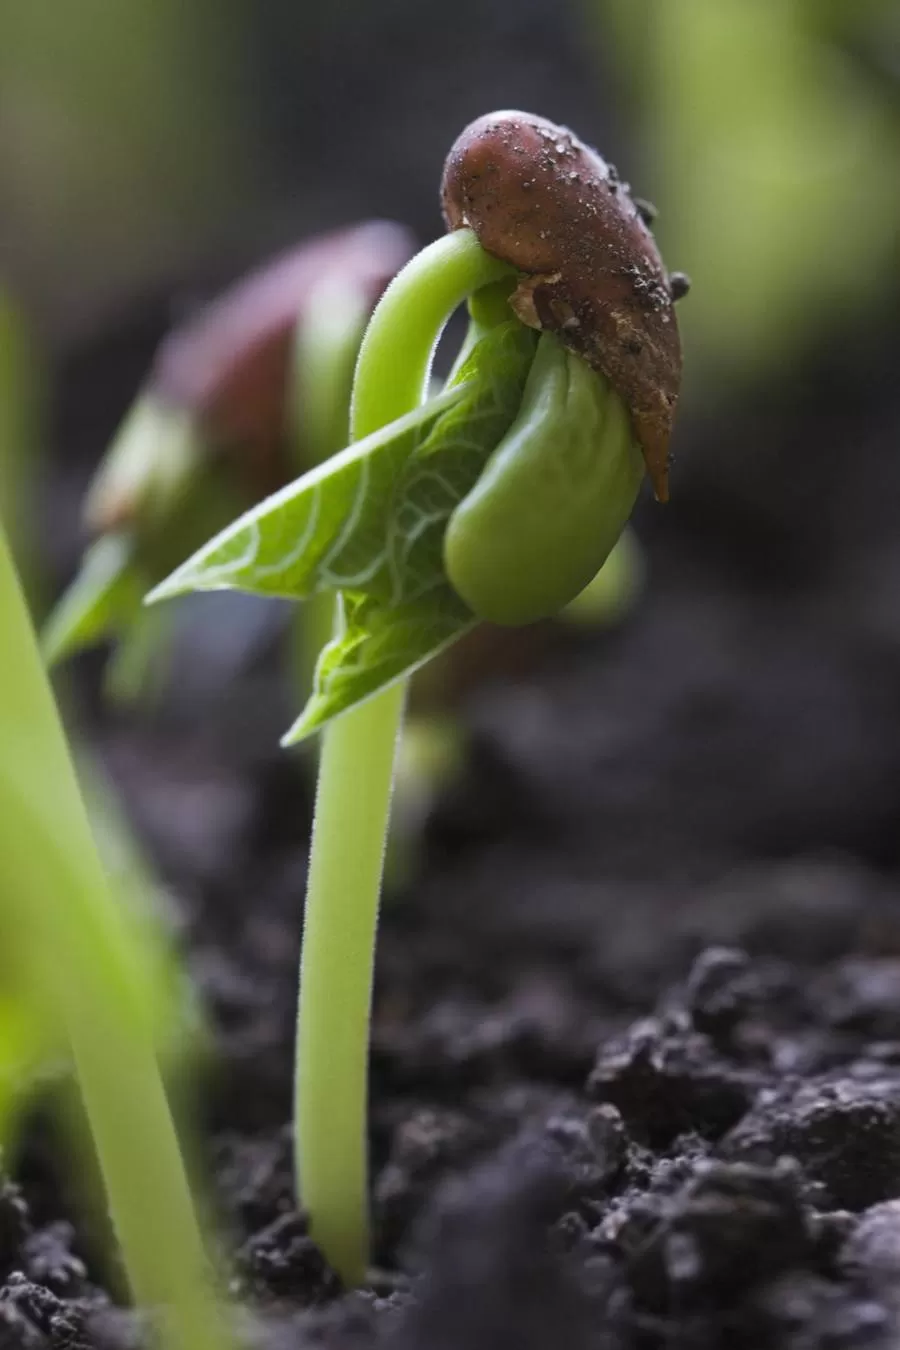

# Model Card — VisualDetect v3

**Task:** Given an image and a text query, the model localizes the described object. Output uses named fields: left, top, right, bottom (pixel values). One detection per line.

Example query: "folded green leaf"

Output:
left=148, top=322, right=538, bottom=738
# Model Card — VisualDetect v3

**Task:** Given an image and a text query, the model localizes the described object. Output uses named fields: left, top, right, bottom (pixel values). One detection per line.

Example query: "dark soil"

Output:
left=11, top=269, right=900, bottom=1348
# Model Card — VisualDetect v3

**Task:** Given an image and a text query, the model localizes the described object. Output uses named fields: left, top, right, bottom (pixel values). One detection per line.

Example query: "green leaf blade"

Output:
left=144, top=385, right=469, bottom=605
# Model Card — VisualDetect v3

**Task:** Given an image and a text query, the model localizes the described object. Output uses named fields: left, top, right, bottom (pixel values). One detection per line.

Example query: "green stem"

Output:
left=0, top=526, right=226, bottom=1350
left=295, top=677, right=405, bottom=1285
left=295, top=230, right=511, bottom=1285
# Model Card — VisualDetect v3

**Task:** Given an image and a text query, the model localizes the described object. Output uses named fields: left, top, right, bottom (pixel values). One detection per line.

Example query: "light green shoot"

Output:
left=296, top=231, right=512, bottom=1283
left=0, top=522, right=228, bottom=1350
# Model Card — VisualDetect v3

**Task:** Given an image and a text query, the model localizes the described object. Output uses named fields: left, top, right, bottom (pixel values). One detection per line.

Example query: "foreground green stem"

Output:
left=295, top=678, right=405, bottom=1284
left=295, top=230, right=511, bottom=1284
left=0, top=527, right=225, bottom=1350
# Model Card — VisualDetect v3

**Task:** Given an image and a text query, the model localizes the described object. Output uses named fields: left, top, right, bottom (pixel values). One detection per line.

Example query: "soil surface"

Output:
left=10, top=289, right=900, bottom=1350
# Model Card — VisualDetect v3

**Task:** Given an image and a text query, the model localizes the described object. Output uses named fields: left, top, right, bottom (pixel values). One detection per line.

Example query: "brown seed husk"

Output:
left=441, top=110, right=682, bottom=501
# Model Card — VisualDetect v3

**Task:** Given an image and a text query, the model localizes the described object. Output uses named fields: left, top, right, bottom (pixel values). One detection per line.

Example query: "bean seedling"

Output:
left=0, top=380, right=226, bottom=1350
left=144, top=109, right=686, bottom=1286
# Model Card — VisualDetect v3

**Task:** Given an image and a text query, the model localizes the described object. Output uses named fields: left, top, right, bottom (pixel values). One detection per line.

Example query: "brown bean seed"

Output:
left=441, top=110, right=682, bottom=500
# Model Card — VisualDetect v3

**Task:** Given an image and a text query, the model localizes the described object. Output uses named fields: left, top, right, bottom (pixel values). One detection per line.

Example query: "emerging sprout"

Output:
left=142, top=110, right=687, bottom=1287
